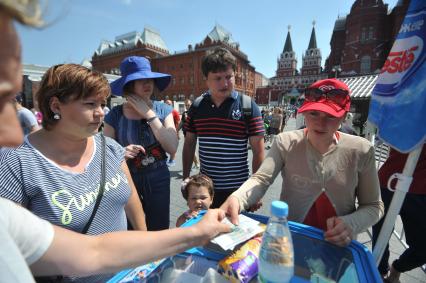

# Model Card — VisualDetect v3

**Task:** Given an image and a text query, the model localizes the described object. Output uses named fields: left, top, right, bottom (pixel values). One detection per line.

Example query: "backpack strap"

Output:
left=193, top=92, right=252, bottom=126
left=240, top=93, right=252, bottom=121
left=193, top=95, right=204, bottom=108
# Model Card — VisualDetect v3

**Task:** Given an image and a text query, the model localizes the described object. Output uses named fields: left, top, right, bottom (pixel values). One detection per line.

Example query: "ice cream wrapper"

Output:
left=217, top=236, right=262, bottom=283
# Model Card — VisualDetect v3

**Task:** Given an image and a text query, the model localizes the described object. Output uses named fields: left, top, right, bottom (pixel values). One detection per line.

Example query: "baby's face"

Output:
left=187, top=185, right=213, bottom=212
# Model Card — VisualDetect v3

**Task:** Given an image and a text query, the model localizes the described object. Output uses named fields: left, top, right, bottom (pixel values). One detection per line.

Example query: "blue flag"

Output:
left=368, top=0, right=426, bottom=153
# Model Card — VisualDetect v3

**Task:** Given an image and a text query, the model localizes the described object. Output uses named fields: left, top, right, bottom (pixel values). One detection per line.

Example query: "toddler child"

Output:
left=176, top=174, right=214, bottom=227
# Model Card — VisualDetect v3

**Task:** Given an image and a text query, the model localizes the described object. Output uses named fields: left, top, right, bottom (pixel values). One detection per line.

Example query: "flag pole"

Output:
left=373, top=144, right=423, bottom=264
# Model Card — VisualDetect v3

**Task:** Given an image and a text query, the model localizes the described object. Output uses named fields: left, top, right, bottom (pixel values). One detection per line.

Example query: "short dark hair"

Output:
left=182, top=174, right=214, bottom=200
left=37, top=64, right=110, bottom=130
left=201, top=47, right=236, bottom=77
left=122, top=80, right=135, bottom=96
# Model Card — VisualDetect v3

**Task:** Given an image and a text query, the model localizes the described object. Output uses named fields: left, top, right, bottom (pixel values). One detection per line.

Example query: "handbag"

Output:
left=35, top=133, right=107, bottom=283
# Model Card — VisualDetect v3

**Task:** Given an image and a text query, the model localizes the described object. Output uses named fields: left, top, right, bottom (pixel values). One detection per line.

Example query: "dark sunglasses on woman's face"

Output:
left=304, top=88, right=350, bottom=108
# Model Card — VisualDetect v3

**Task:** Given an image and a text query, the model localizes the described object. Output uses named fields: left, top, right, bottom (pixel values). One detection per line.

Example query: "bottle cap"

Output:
left=271, top=200, right=289, bottom=218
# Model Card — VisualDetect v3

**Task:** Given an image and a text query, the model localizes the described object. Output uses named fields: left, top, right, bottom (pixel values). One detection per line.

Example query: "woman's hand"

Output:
left=124, top=144, right=145, bottom=160
left=220, top=196, right=241, bottom=225
left=127, top=95, right=156, bottom=119
left=193, top=209, right=232, bottom=246
left=248, top=201, right=262, bottom=212
left=324, top=216, right=353, bottom=247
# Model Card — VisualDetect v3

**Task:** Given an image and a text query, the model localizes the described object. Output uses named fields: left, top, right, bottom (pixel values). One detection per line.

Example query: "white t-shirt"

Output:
left=0, top=197, right=54, bottom=283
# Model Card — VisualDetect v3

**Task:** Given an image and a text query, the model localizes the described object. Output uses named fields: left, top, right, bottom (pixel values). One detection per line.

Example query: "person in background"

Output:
left=176, top=173, right=214, bottom=227
left=268, top=107, right=283, bottom=150
left=280, top=108, right=287, bottom=132
left=31, top=107, right=43, bottom=125
left=221, top=78, right=384, bottom=247
left=264, top=109, right=272, bottom=124
left=372, top=147, right=426, bottom=283
left=269, top=107, right=283, bottom=136
left=0, top=2, right=230, bottom=282
left=182, top=47, right=265, bottom=208
left=179, top=98, right=199, bottom=169
left=14, top=94, right=40, bottom=134
left=165, top=99, right=180, bottom=167
left=339, top=112, right=357, bottom=136
left=104, top=56, right=178, bottom=231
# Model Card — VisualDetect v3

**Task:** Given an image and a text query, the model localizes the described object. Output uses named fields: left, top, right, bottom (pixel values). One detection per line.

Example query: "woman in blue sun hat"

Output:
left=104, top=56, right=178, bottom=231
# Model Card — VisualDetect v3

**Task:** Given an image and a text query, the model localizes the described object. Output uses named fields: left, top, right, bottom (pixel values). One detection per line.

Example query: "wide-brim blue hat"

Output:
left=110, top=56, right=171, bottom=96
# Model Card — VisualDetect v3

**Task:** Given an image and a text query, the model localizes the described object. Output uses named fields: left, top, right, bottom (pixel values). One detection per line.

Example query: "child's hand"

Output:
left=184, top=210, right=200, bottom=220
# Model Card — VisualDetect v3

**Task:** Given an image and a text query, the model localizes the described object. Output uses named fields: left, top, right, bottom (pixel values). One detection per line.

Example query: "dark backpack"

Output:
left=192, top=93, right=252, bottom=126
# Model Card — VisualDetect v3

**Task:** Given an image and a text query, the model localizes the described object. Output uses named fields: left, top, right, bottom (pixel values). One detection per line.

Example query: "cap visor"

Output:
left=297, top=101, right=347, bottom=118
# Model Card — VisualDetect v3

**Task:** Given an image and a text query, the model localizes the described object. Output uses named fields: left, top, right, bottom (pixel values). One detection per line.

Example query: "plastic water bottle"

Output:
left=258, top=201, right=294, bottom=283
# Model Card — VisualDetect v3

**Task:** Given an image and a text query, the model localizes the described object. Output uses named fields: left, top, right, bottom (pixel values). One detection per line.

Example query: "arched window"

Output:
left=360, top=55, right=371, bottom=74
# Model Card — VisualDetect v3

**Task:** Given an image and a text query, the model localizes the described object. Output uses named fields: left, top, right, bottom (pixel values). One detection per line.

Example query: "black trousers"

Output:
left=372, top=187, right=426, bottom=274
left=211, top=189, right=234, bottom=208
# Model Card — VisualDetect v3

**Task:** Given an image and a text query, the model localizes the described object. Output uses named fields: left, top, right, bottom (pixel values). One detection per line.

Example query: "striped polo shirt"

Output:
left=185, top=91, right=264, bottom=191
left=0, top=133, right=129, bottom=283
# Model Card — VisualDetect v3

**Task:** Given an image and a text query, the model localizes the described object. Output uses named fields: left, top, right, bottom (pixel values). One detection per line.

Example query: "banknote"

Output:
left=211, top=214, right=265, bottom=251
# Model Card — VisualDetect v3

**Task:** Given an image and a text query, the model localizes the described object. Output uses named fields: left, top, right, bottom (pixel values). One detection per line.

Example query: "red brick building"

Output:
left=91, top=25, right=256, bottom=101
left=325, top=0, right=409, bottom=76
left=255, top=0, right=409, bottom=107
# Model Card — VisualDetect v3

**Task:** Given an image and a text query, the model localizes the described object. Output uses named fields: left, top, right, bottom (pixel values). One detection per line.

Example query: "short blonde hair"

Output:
left=0, top=0, right=44, bottom=27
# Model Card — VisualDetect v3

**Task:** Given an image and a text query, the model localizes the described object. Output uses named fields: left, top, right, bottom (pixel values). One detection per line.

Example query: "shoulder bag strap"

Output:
left=81, top=133, right=106, bottom=234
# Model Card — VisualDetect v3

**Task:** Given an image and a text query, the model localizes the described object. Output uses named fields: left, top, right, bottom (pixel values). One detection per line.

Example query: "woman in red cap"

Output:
left=104, top=56, right=178, bottom=231
left=222, top=78, right=384, bottom=247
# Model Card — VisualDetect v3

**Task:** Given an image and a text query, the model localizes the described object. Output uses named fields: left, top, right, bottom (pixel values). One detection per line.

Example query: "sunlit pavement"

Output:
left=167, top=117, right=425, bottom=283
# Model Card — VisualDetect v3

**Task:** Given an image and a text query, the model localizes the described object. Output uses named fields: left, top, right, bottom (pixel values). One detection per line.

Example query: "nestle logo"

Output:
left=399, top=19, right=424, bottom=33
left=381, top=46, right=419, bottom=74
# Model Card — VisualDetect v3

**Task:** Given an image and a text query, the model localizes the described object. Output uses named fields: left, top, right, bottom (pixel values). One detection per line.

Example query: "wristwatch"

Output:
left=146, top=116, right=158, bottom=125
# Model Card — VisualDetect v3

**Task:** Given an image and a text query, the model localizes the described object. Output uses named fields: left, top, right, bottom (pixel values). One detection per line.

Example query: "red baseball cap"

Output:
left=298, top=78, right=351, bottom=118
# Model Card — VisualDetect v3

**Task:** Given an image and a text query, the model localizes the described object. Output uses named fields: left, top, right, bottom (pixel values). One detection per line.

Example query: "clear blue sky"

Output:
left=17, top=0, right=398, bottom=78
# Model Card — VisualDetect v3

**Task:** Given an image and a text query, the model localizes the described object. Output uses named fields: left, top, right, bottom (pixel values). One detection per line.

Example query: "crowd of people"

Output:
left=0, top=1, right=424, bottom=283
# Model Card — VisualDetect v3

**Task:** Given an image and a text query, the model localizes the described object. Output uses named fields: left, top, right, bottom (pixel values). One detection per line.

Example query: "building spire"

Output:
left=283, top=25, right=293, bottom=53
left=308, top=21, right=317, bottom=49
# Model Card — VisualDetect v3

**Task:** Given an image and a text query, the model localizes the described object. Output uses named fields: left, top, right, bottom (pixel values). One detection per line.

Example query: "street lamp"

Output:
left=332, top=65, right=342, bottom=78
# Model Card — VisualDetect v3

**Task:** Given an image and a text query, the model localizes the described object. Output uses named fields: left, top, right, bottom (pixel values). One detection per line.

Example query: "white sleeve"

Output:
left=0, top=198, right=54, bottom=264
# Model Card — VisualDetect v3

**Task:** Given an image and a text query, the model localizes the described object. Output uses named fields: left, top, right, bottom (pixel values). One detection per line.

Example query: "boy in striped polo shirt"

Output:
left=182, top=47, right=265, bottom=208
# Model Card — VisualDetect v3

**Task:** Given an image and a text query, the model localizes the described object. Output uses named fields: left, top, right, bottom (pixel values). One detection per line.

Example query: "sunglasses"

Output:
left=304, top=88, right=350, bottom=108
